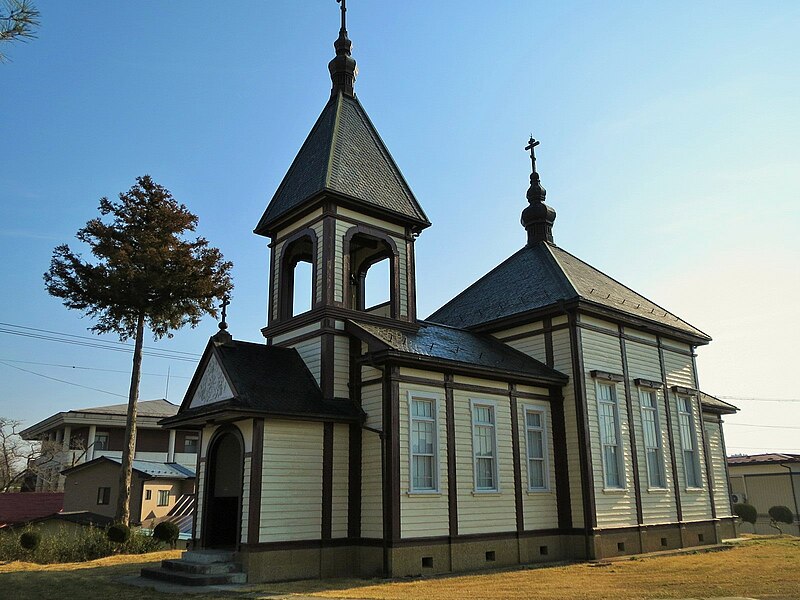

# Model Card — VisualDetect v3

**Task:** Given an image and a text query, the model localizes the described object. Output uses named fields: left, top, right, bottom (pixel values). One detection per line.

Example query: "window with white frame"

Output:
left=409, top=396, right=437, bottom=491
left=525, top=407, right=549, bottom=490
left=157, top=489, right=170, bottom=506
left=597, top=382, right=624, bottom=489
left=472, top=402, right=498, bottom=491
left=94, top=432, right=109, bottom=451
left=639, top=389, right=666, bottom=488
left=677, top=396, right=702, bottom=488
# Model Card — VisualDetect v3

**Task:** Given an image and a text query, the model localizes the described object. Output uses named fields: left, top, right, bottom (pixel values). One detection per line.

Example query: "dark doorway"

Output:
left=203, top=431, right=243, bottom=549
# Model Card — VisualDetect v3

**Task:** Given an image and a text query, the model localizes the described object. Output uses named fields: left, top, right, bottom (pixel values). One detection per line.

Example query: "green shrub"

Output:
left=768, top=505, right=794, bottom=534
left=106, top=523, right=130, bottom=544
left=153, top=521, right=180, bottom=548
left=734, top=502, right=757, bottom=525
left=19, top=531, right=40, bottom=551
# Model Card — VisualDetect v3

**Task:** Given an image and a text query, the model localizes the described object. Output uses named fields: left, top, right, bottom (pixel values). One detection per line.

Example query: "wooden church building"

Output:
left=161, top=5, right=738, bottom=582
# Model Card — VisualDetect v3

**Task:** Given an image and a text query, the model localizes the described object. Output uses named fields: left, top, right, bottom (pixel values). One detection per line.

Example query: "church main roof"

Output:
left=428, top=241, right=711, bottom=342
left=254, top=91, right=430, bottom=236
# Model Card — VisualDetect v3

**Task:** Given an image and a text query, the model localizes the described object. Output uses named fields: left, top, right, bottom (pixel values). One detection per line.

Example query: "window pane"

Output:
left=413, top=455, right=434, bottom=489
left=475, top=406, right=493, bottom=424
left=604, top=446, right=620, bottom=488
left=529, top=459, right=545, bottom=489
left=527, top=430, right=543, bottom=459
left=476, top=457, right=495, bottom=489
left=412, top=399, right=433, bottom=418
left=526, top=412, right=542, bottom=428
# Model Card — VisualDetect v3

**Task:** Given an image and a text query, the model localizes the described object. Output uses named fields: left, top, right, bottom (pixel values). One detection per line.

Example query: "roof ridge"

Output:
left=542, top=242, right=579, bottom=298
left=324, top=92, right=344, bottom=189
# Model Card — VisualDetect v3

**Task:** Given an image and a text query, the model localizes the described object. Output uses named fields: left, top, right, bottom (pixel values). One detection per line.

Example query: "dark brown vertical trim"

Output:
left=569, top=312, right=597, bottom=536
left=549, top=386, right=573, bottom=529
left=509, top=386, right=524, bottom=534
left=383, top=365, right=401, bottom=544
left=444, top=374, right=458, bottom=538
left=248, top=419, right=264, bottom=545
left=323, top=213, right=336, bottom=305
left=658, top=338, right=683, bottom=522
left=322, top=421, right=334, bottom=540
left=691, top=353, right=716, bottom=521
left=406, top=236, right=417, bottom=323
left=619, top=327, right=643, bottom=525
left=321, top=332, right=335, bottom=399
left=543, top=317, right=554, bottom=368
left=347, top=336, right=362, bottom=539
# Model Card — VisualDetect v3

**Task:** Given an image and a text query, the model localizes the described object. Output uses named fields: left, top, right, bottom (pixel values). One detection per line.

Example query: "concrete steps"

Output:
left=140, top=549, right=246, bottom=586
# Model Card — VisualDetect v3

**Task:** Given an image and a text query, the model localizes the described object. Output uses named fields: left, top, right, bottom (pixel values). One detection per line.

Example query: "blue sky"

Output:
left=1, top=1, right=798, bottom=454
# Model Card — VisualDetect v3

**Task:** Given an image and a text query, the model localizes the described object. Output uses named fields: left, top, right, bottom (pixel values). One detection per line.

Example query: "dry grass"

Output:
left=0, top=537, right=798, bottom=600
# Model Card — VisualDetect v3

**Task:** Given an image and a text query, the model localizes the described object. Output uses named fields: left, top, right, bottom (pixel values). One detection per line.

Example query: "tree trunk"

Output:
left=116, top=313, right=145, bottom=525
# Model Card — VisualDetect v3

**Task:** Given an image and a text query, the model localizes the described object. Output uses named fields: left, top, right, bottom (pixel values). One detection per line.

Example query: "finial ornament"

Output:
left=219, top=294, right=230, bottom=331
left=521, top=134, right=556, bottom=245
left=329, top=0, right=358, bottom=96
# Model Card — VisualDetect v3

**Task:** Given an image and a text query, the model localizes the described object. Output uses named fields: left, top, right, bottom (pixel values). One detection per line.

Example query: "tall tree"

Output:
left=0, top=0, right=40, bottom=62
left=44, top=175, right=233, bottom=524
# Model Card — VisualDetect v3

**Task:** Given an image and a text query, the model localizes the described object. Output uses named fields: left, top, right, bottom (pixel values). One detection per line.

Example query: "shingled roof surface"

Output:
left=350, top=320, right=567, bottom=384
left=63, top=457, right=195, bottom=479
left=428, top=241, right=709, bottom=340
left=728, top=453, right=800, bottom=465
left=0, top=492, right=63, bottom=526
left=75, top=399, right=178, bottom=418
left=698, top=391, right=738, bottom=414
left=169, top=340, right=360, bottom=422
left=255, top=91, right=429, bottom=234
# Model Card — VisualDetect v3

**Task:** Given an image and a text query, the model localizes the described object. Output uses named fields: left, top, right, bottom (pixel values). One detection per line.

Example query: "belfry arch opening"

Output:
left=348, top=230, right=397, bottom=318
left=279, top=233, right=316, bottom=319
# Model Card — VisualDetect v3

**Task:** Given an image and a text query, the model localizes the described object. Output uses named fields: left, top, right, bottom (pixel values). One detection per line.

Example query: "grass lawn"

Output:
left=1, top=536, right=798, bottom=600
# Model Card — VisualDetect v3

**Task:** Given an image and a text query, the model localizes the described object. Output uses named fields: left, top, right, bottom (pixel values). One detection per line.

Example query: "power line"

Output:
left=726, top=446, right=800, bottom=452
left=719, top=395, right=800, bottom=403
left=0, top=360, right=127, bottom=398
left=725, top=422, right=800, bottom=431
left=0, top=358, right=191, bottom=379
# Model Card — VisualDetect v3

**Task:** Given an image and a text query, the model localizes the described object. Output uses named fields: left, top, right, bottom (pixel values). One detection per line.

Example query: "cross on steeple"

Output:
left=521, top=134, right=555, bottom=245
left=219, top=294, right=230, bottom=331
left=337, top=0, right=347, bottom=33
left=329, top=0, right=357, bottom=96
left=525, top=135, right=540, bottom=172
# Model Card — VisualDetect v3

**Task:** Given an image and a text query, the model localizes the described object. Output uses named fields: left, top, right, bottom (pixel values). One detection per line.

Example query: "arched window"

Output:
left=279, top=233, right=316, bottom=320
left=347, top=229, right=397, bottom=318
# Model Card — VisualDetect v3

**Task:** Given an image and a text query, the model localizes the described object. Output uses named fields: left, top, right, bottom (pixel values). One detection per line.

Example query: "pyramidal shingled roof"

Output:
left=254, top=91, right=429, bottom=235
left=428, top=241, right=710, bottom=341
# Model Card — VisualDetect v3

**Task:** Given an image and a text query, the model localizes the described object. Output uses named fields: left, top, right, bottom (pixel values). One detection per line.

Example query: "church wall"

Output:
left=331, top=423, right=350, bottom=538
left=505, top=335, right=547, bottom=364
left=275, top=208, right=324, bottom=240
left=516, top=398, right=559, bottom=530
left=396, top=238, right=408, bottom=318
left=259, top=420, right=324, bottom=542
left=288, top=337, right=322, bottom=384
left=704, top=418, right=732, bottom=518
left=453, top=387, right=517, bottom=535
left=333, top=220, right=349, bottom=303
left=662, top=348, right=713, bottom=522
left=241, top=454, right=251, bottom=544
left=361, top=382, right=384, bottom=538
left=337, top=207, right=405, bottom=235
left=313, top=220, right=324, bottom=305
left=492, top=320, right=544, bottom=341
left=333, top=334, right=350, bottom=398
left=398, top=380, right=449, bottom=538
left=580, top=326, right=638, bottom=528
left=625, top=340, right=679, bottom=524
left=270, top=239, right=284, bottom=322
left=272, top=322, right=321, bottom=344
left=551, top=327, right=585, bottom=529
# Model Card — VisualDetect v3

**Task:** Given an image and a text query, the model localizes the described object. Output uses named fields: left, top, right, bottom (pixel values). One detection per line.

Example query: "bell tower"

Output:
left=255, top=1, right=430, bottom=400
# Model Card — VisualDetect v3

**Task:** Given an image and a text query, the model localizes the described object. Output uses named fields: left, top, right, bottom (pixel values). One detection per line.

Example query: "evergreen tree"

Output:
left=44, top=175, right=233, bottom=524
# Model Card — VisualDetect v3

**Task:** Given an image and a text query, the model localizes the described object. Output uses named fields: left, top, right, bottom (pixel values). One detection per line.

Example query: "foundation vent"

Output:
left=660, top=537, right=668, bottom=548
left=421, top=556, right=433, bottom=569
left=617, top=542, right=625, bottom=552
left=485, top=550, right=496, bottom=562
left=539, top=545, right=548, bottom=556
left=698, top=533, right=705, bottom=543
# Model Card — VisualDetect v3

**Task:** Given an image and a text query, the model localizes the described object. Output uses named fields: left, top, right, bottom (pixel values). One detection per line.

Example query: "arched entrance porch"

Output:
left=201, top=426, right=244, bottom=548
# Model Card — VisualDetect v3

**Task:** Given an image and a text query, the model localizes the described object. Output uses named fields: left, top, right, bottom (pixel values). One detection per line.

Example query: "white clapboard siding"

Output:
left=518, top=400, right=559, bottom=530
left=337, top=208, right=406, bottom=234
left=705, top=420, right=732, bottom=518
left=395, top=236, right=408, bottom=318
left=626, top=340, right=678, bottom=524
left=551, top=327, right=584, bottom=528
left=399, top=380, right=449, bottom=539
left=581, top=327, right=637, bottom=528
left=454, top=388, right=516, bottom=535
left=331, top=423, right=350, bottom=538
left=241, top=455, right=251, bottom=543
left=313, top=220, right=324, bottom=304
left=195, top=461, right=206, bottom=533
left=259, top=421, right=324, bottom=542
left=361, top=382, right=383, bottom=537
left=333, top=219, right=349, bottom=303
left=662, top=348, right=712, bottom=522
left=505, top=335, right=547, bottom=365
left=493, top=320, right=543, bottom=340
left=333, top=335, right=350, bottom=398
left=289, top=337, right=322, bottom=384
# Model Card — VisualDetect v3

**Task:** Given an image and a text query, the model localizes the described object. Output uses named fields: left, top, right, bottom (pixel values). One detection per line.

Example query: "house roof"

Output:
left=428, top=241, right=710, bottom=342
left=62, top=456, right=195, bottom=479
left=163, top=339, right=362, bottom=426
left=699, top=392, right=738, bottom=415
left=0, top=492, right=64, bottom=526
left=0, top=511, right=114, bottom=530
left=728, top=453, right=800, bottom=466
left=20, top=399, right=178, bottom=439
left=348, top=320, right=568, bottom=386
left=254, top=91, right=430, bottom=236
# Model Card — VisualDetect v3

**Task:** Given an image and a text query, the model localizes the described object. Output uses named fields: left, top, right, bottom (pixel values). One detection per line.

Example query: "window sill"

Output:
left=472, top=490, right=502, bottom=496
left=526, top=489, right=552, bottom=495
left=406, top=491, right=442, bottom=497
left=602, top=487, right=628, bottom=494
left=647, top=487, right=670, bottom=493
left=685, top=487, right=705, bottom=493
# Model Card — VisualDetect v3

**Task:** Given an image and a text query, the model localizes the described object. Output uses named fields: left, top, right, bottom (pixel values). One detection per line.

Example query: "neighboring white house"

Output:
left=21, top=399, right=198, bottom=491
